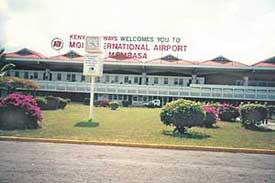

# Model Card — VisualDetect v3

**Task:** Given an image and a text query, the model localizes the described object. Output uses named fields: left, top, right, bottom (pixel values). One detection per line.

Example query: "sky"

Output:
left=0, top=0, right=275, bottom=64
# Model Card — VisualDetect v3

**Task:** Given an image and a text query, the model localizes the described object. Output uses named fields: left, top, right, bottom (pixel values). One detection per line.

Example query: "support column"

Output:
left=191, top=74, right=197, bottom=84
left=243, top=76, right=249, bottom=86
left=142, top=72, right=147, bottom=85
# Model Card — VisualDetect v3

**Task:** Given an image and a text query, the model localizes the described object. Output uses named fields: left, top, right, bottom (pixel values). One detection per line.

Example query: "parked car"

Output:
left=144, top=99, right=161, bottom=108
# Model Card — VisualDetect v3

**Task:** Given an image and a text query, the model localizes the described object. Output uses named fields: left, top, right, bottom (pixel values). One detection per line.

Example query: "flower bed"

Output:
left=0, top=94, right=42, bottom=130
left=203, top=105, right=218, bottom=127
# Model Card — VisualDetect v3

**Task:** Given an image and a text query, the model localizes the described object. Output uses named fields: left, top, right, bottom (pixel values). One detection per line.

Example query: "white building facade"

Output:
left=2, top=48, right=275, bottom=105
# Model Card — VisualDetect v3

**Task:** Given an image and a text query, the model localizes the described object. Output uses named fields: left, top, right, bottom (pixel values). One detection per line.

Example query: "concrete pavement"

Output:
left=0, top=141, right=274, bottom=183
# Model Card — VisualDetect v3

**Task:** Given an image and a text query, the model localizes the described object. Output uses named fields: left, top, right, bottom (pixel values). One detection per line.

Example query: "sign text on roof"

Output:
left=62, top=34, right=188, bottom=60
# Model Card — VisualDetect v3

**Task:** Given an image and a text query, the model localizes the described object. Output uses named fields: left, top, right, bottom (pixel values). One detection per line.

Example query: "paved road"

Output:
left=0, top=141, right=274, bottom=183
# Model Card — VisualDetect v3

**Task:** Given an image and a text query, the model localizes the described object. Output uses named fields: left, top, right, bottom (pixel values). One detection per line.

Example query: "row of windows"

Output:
left=97, top=76, right=190, bottom=85
left=9, top=71, right=200, bottom=85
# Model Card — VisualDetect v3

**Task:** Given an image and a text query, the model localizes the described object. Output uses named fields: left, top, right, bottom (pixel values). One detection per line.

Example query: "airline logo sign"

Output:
left=83, top=55, right=103, bottom=77
left=51, top=37, right=64, bottom=51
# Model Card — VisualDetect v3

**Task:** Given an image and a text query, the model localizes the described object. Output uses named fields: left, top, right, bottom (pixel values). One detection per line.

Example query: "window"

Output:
left=154, top=77, right=159, bottom=84
left=57, top=73, right=62, bottom=81
left=24, top=72, right=29, bottom=79
left=174, top=78, right=178, bottom=85
left=81, top=75, right=85, bottom=81
left=164, top=78, right=168, bottom=85
left=6, top=71, right=10, bottom=76
left=72, top=74, right=76, bottom=82
left=114, top=95, right=117, bottom=100
left=123, top=95, right=127, bottom=100
left=118, top=95, right=123, bottom=100
left=34, top=72, right=38, bottom=79
left=133, top=96, right=137, bottom=101
left=96, top=77, right=100, bottom=83
left=114, top=76, right=119, bottom=83
left=15, top=71, right=19, bottom=77
left=108, top=95, right=112, bottom=100
left=67, top=74, right=71, bottom=81
left=143, top=96, right=147, bottom=102
left=105, top=75, right=110, bottom=82
left=124, top=76, right=129, bottom=83
left=179, top=78, right=183, bottom=85
left=134, top=77, right=139, bottom=84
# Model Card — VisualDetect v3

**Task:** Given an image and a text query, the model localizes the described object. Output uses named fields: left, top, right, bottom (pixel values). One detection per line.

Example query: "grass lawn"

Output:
left=1, top=103, right=275, bottom=150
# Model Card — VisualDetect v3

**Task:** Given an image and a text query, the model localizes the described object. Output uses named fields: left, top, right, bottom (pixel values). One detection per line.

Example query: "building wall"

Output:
left=205, top=73, right=243, bottom=85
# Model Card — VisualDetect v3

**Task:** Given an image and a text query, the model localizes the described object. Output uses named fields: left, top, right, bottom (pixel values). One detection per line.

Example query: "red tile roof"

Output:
left=4, top=48, right=275, bottom=68
left=200, top=56, right=248, bottom=67
left=5, top=48, right=46, bottom=59
left=49, top=50, right=84, bottom=61
left=253, top=56, right=275, bottom=67
left=147, top=55, right=194, bottom=65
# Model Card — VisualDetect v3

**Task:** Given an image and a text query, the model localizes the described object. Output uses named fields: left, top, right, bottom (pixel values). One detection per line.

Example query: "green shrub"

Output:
left=109, top=101, right=119, bottom=110
left=240, top=104, right=268, bottom=128
left=36, top=96, right=68, bottom=110
left=218, top=104, right=240, bottom=122
left=57, top=97, right=68, bottom=109
left=35, top=96, right=47, bottom=106
left=122, top=101, right=129, bottom=107
left=160, top=99, right=205, bottom=134
left=65, top=98, right=71, bottom=103
left=268, top=105, right=275, bottom=119
left=83, top=97, right=90, bottom=105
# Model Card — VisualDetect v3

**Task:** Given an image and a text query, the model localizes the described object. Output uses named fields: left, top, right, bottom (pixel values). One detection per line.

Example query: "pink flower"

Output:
left=0, top=94, right=43, bottom=122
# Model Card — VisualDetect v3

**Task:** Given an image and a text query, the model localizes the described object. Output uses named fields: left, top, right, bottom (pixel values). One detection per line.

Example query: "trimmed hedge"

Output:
left=109, top=101, right=119, bottom=110
left=35, top=96, right=68, bottom=110
left=218, top=104, right=240, bottom=122
left=268, top=105, right=275, bottom=118
left=83, top=97, right=90, bottom=105
left=121, top=101, right=129, bottom=107
left=160, top=99, right=205, bottom=134
left=240, top=104, right=268, bottom=128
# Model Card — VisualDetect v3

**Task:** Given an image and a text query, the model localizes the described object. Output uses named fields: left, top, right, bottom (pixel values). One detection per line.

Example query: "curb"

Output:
left=0, top=136, right=275, bottom=155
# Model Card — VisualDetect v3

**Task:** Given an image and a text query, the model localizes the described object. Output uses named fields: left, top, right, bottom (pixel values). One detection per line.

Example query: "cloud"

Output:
left=2, top=0, right=275, bottom=63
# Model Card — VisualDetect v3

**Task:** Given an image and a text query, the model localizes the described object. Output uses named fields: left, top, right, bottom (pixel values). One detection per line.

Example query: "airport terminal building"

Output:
left=2, top=48, right=275, bottom=105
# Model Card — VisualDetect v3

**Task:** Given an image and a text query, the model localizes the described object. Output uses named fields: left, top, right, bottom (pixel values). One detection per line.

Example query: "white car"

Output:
left=144, top=99, right=161, bottom=107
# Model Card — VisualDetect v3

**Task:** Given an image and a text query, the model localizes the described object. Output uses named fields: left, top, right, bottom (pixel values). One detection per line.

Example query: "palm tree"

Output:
left=0, top=63, right=16, bottom=77
left=0, top=48, right=16, bottom=77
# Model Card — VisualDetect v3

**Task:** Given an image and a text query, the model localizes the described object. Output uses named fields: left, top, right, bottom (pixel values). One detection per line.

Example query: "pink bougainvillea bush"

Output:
left=0, top=94, right=43, bottom=130
left=203, top=105, right=218, bottom=127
